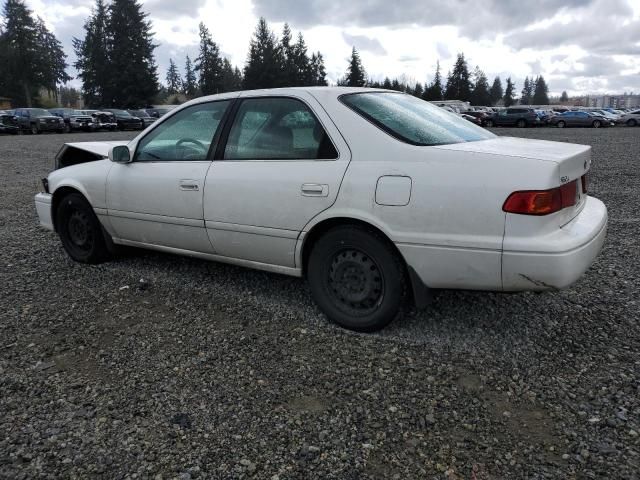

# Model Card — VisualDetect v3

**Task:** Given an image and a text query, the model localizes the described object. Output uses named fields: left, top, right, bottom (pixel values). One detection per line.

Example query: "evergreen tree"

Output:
left=59, top=85, right=80, bottom=107
left=560, top=90, right=569, bottom=103
left=521, top=76, right=533, bottom=105
left=382, top=77, right=392, bottom=89
left=166, top=58, right=182, bottom=94
left=73, top=0, right=109, bottom=107
left=195, top=22, right=223, bottom=95
left=309, top=52, right=327, bottom=86
left=243, top=17, right=284, bottom=89
left=532, top=75, right=550, bottom=105
left=183, top=55, right=197, bottom=97
left=444, top=53, right=472, bottom=101
left=341, top=47, right=366, bottom=87
left=422, top=61, right=443, bottom=101
left=489, top=76, right=503, bottom=106
left=470, top=66, right=491, bottom=106
left=220, top=57, right=242, bottom=92
left=280, top=23, right=296, bottom=86
left=106, top=0, right=158, bottom=106
left=504, top=77, right=516, bottom=107
left=413, top=82, right=423, bottom=98
left=1, top=0, right=69, bottom=106
left=391, top=78, right=402, bottom=91
left=292, top=32, right=312, bottom=85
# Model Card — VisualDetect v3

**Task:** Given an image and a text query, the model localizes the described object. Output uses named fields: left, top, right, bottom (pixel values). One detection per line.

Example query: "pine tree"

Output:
left=341, top=47, right=366, bottom=87
left=532, top=75, right=550, bottom=105
left=220, top=57, right=242, bottom=92
left=195, top=22, right=223, bottom=95
left=504, top=77, right=516, bottom=107
left=382, top=77, right=392, bottom=89
left=413, top=82, right=424, bottom=98
left=106, top=0, right=158, bottom=106
left=166, top=58, right=182, bottom=95
left=1, top=0, right=69, bottom=106
left=560, top=90, right=569, bottom=103
left=280, top=23, right=296, bottom=86
left=489, top=76, right=503, bottom=106
left=243, top=17, right=284, bottom=89
left=309, top=52, right=327, bottom=86
left=470, top=66, right=491, bottom=106
left=183, top=55, right=197, bottom=97
left=73, top=0, right=109, bottom=106
left=444, top=53, right=472, bottom=101
left=422, top=61, right=443, bottom=101
left=292, top=32, right=312, bottom=86
left=521, top=77, right=533, bottom=105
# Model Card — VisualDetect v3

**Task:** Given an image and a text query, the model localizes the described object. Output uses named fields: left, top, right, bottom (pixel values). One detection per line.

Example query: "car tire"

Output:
left=485, top=119, right=494, bottom=127
left=627, top=119, right=637, bottom=127
left=64, top=123, right=71, bottom=133
left=557, top=121, right=566, bottom=128
left=516, top=119, right=527, bottom=128
left=56, top=193, right=110, bottom=264
left=592, top=120, right=602, bottom=128
left=30, top=124, right=39, bottom=135
left=307, top=225, right=406, bottom=332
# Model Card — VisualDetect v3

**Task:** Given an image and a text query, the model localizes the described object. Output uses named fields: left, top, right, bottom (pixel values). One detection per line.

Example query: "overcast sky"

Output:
left=16, top=0, right=640, bottom=95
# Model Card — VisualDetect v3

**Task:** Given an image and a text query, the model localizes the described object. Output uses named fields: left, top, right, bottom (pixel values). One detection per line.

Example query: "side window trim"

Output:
left=132, top=99, right=235, bottom=163
left=214, top=95, right=340, bottom=162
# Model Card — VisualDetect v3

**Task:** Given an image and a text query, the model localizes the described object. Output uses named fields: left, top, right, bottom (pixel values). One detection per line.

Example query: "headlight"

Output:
left=39, top=118, right=46, bottom=123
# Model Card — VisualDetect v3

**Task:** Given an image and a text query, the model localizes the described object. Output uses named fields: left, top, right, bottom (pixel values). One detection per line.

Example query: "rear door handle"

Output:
left=301, top=183, right=329, bottom=197
left=179, top=179, right=199, bottom=191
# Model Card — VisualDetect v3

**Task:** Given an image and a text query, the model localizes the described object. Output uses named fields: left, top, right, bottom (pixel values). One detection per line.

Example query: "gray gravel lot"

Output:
left=1, top=127, right=639, bottom=479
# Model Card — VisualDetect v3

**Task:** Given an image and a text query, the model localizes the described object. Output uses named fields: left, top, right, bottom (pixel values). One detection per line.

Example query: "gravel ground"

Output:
left=1, top=127, right=638, bottom=479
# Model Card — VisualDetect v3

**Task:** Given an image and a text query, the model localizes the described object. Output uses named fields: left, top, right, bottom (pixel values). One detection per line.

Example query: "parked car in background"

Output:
left=127, top=109, right=157, bottom=128
left=145, top=105, right=177, bottom=118
left=0, top=110, right=20, bottom=134
left=34, top=87, right=607, bottom=332
left=462, top=110, right=489, bottom=126
left=14, top=108, right=64, bottom=134
left=50, top=108, right=95, bottom=133
left=101, top=109, right=143, bottom=130
left=485, top=108, right=541, bottom=128
left=78, top=110, right=117, bottom=130
left=550, top=111, right=613, bottom=128
left=460, top=113, right=482, bottom=126
left=618, top=110, right=640, bottom=126
left=592, top=110, right=620, bottom=122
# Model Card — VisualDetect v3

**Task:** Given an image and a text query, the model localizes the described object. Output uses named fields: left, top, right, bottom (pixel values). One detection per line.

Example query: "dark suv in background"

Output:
left=50, top=108, right=95, bottom=132
left=485, top=108, right=541, bottom=128
left=101, top=109, right=143, bottom=130
left=14, top=108, right=64, bottom=134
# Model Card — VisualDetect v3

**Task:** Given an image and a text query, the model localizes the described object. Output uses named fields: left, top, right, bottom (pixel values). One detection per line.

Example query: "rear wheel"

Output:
left=307, top=225, right=406, bottom=332
left=557, top=120, right=566, bottom=128
left=30, top=123, right=39, bottom=135
left=516, top=119, right=527, bottom=128
left=56, top=193, right=110, bottom=264
left=627, top=119, right=637, bottom=127
left=592, top=120, right=602, bottom=128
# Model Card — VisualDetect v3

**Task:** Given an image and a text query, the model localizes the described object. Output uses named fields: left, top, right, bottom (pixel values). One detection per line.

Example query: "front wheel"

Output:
left=627, top=119, right=637, bottom=127
left=56, top=193, right=110, bottom=264
left=30, top=124, right=39, bottom=135
left=556, top=121, right=566, bottom=128
left=307, top=226, right=406, bottom=332
left=592, top=120, right=602, bottom=128
left=516, top=119, right=527, bottom=128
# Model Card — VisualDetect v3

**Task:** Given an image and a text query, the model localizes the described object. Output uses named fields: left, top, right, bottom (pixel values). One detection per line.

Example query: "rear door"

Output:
left=203, top=92, right=351, bottom=268
left=106, top=99, right=234, bottom=252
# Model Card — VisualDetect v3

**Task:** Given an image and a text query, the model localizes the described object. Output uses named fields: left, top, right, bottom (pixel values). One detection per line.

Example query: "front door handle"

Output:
left=301, top=183, right=329, bottom=197
left=179, top=179, right=199, bottom=191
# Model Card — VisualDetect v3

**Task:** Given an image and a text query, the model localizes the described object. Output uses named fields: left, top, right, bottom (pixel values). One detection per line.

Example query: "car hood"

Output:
left=432, top=136, right=589, bottom=164
left=55, top=140, right=130, bottom=169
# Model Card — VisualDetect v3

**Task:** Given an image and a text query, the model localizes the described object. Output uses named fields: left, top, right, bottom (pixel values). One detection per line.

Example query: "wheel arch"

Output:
left=51, top=185, right=88, bottom=232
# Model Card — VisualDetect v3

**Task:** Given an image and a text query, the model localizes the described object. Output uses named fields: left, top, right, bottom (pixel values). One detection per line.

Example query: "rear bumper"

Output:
left=502, top=196, right=607, bottom=291
left=35, top=193, right=54, bottom=231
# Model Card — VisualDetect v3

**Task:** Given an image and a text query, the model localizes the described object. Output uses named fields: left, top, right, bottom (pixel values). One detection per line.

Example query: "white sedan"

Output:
left=34, top=87, right=607, bottom=331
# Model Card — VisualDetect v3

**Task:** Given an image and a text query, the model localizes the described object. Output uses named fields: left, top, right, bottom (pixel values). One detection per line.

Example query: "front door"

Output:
left=203, top=93, right=351, bottom=268
left=106, top=99, right=233, bottom=253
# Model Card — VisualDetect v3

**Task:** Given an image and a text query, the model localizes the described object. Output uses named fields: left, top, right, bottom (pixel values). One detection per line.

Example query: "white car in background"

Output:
left=34, top=87, right=607, bottom=332
left=618, top=109, right=640, bottom=126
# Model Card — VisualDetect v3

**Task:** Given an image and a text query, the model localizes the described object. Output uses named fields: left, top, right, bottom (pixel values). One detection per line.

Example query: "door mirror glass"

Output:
left=109, top=145, right=131, bottom=163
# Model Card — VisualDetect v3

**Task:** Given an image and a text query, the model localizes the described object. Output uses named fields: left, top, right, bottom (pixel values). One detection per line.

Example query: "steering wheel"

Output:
left=175, top=138, right=206, bottom=159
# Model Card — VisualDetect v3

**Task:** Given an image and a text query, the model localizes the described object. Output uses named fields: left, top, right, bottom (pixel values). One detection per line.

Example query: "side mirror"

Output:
left=109, top=145, right=131, bottom=163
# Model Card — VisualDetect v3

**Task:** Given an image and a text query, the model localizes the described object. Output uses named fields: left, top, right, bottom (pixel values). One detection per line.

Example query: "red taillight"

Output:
left=503, top=180, right=578, bottom=215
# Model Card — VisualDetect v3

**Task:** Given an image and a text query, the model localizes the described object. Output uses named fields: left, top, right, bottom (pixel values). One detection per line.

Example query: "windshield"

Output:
left=110, top=109, right=130, bottom=116
left=73, top=110, right=89, bottom=115
left=340, top=92, right=494, bottom=146
left=29, top=109, right=53, bottom=117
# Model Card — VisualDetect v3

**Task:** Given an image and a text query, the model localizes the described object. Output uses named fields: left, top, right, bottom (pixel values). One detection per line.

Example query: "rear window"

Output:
left=340, top=92, right=494, bottom=146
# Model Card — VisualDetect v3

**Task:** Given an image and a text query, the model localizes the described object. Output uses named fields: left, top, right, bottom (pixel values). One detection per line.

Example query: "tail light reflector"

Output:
left=503, top=180, right=578, bottom=215
left=581, top=173, right=588, bottom=194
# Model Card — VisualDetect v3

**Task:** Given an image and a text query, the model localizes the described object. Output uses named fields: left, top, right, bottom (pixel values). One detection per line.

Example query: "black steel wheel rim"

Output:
left=67, top=210, right=93, bottom=252
left=326, top=248, right=384, bottom=316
